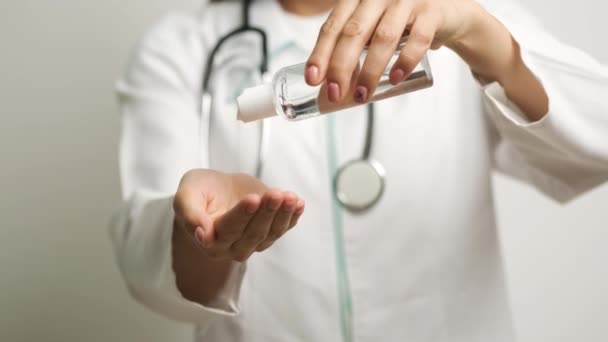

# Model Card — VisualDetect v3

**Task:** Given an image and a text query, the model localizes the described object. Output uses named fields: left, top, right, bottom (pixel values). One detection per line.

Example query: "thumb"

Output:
left=194, top=215, right=216, bottom=248
left=173, top=186, right=210, bottom=231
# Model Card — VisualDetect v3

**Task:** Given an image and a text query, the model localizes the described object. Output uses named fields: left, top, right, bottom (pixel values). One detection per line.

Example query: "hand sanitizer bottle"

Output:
left=236, top=38, right=433, bottom=123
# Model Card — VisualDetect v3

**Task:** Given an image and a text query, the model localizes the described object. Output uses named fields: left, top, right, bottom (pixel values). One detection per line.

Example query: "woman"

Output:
left=110, top=0, right=608, bottom=341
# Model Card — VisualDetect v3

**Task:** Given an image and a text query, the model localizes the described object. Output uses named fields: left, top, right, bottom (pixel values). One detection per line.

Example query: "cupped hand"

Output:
left=306, top=0, right=480, bottom=103
left=173, top=170, right=305, bottom=262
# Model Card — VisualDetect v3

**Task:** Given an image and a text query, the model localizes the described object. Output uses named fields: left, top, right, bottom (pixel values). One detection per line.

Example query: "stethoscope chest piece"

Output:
left=334, top=159, right=385, bottom=213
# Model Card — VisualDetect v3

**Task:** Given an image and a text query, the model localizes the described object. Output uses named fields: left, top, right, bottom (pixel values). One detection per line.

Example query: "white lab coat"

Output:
left=109, top=0, right=608, bottom=341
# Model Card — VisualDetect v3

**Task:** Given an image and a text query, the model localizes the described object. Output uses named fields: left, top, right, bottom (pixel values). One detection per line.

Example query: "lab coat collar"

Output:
left=250, top=0, right=329, bottom=57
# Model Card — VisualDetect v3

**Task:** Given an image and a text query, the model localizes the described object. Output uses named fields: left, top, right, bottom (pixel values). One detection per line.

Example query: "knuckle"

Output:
left=243, top=233, right=265, bottom=244
left=398, top=51, right=419, bottom=67
left=342, top=20, right=363, bottom=37
left=327, top=61, right=349, bottom=79
left=233, top=253, right=248, bottom=263
left=411, top=31, right=433, bottom=47
left=374, top=27, right=399, bottom=45
left=321, top=17, right=341, bottom=35
left=266, top=233, right=282, bottom=241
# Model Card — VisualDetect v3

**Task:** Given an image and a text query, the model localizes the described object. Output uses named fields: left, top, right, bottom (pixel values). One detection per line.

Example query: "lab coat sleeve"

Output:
left=480, top=1, right=608, bottom=202
left=108, top=12, right=246, bottom=327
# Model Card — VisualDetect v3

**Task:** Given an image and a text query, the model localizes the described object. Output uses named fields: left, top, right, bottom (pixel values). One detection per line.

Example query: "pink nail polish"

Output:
left=328, top=82, right=340, bottom=103
left=236, top=52, right=433, bottom=122
left=305, top=65, right=319, bottom=84
left=354, top=86, right=368, bottom=103
left=390, top=68, right=406, bottom=84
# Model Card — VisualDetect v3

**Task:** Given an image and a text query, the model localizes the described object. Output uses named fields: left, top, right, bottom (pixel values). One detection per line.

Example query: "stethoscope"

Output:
left=199, top=0, right=385, bottom=212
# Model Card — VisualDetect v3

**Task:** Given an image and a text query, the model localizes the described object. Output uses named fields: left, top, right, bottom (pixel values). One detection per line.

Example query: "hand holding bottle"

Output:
left=306, top=0, right=487, bottom=102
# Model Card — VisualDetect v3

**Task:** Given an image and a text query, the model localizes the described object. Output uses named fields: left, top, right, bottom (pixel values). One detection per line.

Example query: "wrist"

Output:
left=447, top=4, right=519, bottom=85
left=445, top=1, right=486, bottom=52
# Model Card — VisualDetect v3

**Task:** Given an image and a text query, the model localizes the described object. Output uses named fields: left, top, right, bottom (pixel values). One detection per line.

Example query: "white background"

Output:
left=0, top=1, right=606, bottom=341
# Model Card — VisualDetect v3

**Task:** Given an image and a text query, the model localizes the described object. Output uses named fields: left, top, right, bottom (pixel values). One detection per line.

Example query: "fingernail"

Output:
left=282, top=199, right=296, bottom=212
left=295, top=199, right=306, bottom=214
left=390, top=68, right=406, bottom=84
left=354, top=86, right=368, bottom=103
left=267, top=198, right=281, bottom=211
left=305, top=65, right=319, bottom=84
left=246, top=203, right=258, bottom=214
left=328, top=82, right=340, bottom=103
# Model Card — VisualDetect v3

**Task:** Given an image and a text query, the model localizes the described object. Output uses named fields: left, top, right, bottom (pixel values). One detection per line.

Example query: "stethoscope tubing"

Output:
left=200, top=0, right=382, bottom=211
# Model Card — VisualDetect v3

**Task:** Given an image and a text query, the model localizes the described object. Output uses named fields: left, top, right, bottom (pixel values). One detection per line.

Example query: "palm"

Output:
left=204, top=172, right=268, bottom=220
left=174, top=169, right=305, bottom=261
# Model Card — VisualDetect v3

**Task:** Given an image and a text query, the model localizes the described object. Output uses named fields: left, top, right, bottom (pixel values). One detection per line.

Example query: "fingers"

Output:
left=211, top=194, right=262, bottom=249
left=308, top=0, right=441, bottom=104
left=323, top=0, right=388, bottom=103
left=290, top=198, right=306, bottom=227
left=266, top=192, right=297, bottom=240
left=306, top=0, right=360, bottom=86
left=356, top=1, right=413, bottom=102
left=195, top=189, right=306, bottom=262
left=256, top=196, right=306, bottom=252
left=389, top=13, right=437, bottom=85
left=229, top=190, right=284, bottom=260
left=255, top=192, right=297, bottom=252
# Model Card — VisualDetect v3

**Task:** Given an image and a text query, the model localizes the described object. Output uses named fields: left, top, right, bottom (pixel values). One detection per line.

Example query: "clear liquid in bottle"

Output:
left=237, top=38, right=433, bottom=122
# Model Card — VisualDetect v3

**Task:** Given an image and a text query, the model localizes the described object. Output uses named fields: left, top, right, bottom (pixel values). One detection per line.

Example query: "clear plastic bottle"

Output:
left=237, top=38, right=433, bottom=122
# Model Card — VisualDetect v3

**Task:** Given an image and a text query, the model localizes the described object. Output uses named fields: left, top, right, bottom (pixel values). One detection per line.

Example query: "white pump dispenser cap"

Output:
left=237, top=83, right=276, bottom=123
